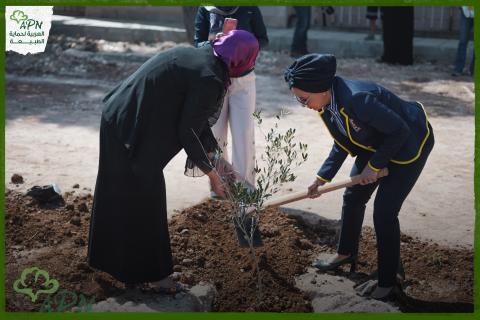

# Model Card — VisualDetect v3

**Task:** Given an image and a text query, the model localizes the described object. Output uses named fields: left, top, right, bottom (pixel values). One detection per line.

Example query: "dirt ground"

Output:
left=5, top=189, right=473, bottom=312
left=4, top=35, right=475, bottom=312
left=6, top=35, right=475, bottom=249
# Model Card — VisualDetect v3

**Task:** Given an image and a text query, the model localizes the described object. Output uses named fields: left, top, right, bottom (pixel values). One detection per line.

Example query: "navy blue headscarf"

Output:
left=284, top=54, right=337, bottom=93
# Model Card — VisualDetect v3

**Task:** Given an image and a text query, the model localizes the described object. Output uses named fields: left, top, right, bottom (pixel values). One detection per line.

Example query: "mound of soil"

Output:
left=169, top=201, right=317, bottom=312
left=5, top=189, right=473, bottom=312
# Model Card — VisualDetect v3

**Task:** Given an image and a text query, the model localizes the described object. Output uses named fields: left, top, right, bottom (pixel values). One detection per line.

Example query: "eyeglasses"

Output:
left=295, top=94, right=310, bottom=107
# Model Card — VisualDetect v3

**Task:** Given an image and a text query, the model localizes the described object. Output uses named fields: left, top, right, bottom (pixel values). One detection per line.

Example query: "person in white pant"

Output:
left=194, top=6, right=269, bottom=196
left=212, top=70, right=256, bottom=187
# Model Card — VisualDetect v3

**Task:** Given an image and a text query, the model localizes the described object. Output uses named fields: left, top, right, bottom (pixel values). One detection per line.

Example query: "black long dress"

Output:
left=381, top=7, right=414, bottom=65
left=87, top=44, right=228, bottom=283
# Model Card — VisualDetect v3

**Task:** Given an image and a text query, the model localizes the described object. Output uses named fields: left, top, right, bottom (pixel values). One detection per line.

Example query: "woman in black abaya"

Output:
left=87, top=30, right=260, bottom=292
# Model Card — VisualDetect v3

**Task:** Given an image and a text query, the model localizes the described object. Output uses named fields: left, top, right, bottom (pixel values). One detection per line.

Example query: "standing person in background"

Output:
left=452, top=6, right=474, bottom=77
left=380, top=7, right=414, bottom=65
left=182, top=6, right=198, bottom=44
left=364, top=7, right=381, bottom=41
left=194, top=6, right=269, bottom=195
left=290, top=6, right=311, bottom=58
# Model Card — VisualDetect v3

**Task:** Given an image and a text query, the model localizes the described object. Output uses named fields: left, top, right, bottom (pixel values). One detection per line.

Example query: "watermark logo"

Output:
left=13, top=266, right=96, bottom=312
left=13, top=267, right=60, bottom=302
left=6, top=6, right=53, bottom=55
left=10, top=10, right=29, bottom=24
left=40, top=289, right=96, bottom=313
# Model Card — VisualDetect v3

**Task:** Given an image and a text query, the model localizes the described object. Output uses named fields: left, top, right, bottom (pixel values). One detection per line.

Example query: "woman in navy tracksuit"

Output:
left=284, top=54, right=434, bottom=300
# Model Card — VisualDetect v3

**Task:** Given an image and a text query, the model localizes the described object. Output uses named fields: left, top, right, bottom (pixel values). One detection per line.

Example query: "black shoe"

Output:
left=313, top=255, right=357, bottom=273
left=370, top=283, right=402, bottom=302
left=367, top=260, right=406, bottom=287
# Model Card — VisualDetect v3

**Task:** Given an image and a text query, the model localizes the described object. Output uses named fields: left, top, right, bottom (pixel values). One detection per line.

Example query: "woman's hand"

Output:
left=307, top=178, right=326, bottom=198
left=359, top=165, right=380, bottom=185
left=207, top=171, right=227, bottom=199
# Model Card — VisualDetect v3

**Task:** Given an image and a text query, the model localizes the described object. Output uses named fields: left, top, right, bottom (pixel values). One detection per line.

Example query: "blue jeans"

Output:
left=291, top=6, right=311, bottom=53
left=454, top=12, right=474, bottom=75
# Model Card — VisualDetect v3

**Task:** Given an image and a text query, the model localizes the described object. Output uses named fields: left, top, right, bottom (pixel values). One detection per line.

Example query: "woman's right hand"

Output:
left=207, top=171, right=227, bottom=199
left=307, top=178, right=326, bottom=198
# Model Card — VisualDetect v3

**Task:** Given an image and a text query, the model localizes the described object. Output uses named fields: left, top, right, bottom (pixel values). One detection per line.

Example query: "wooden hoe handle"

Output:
left=263, top=168, right=389, bottom=208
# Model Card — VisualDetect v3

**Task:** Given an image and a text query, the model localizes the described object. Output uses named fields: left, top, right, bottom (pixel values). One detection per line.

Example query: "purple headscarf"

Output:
left=213, top=30, right=260, bottom=78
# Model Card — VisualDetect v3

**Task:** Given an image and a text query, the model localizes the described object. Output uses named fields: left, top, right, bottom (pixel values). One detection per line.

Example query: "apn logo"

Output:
left=10, top=10, right=43, bottom=30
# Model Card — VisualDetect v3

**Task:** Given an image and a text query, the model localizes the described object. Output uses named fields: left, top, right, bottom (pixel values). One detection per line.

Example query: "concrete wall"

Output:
left=258, top=7, right=289, bottom=28
left=84, top=6, right=182, bottom=24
